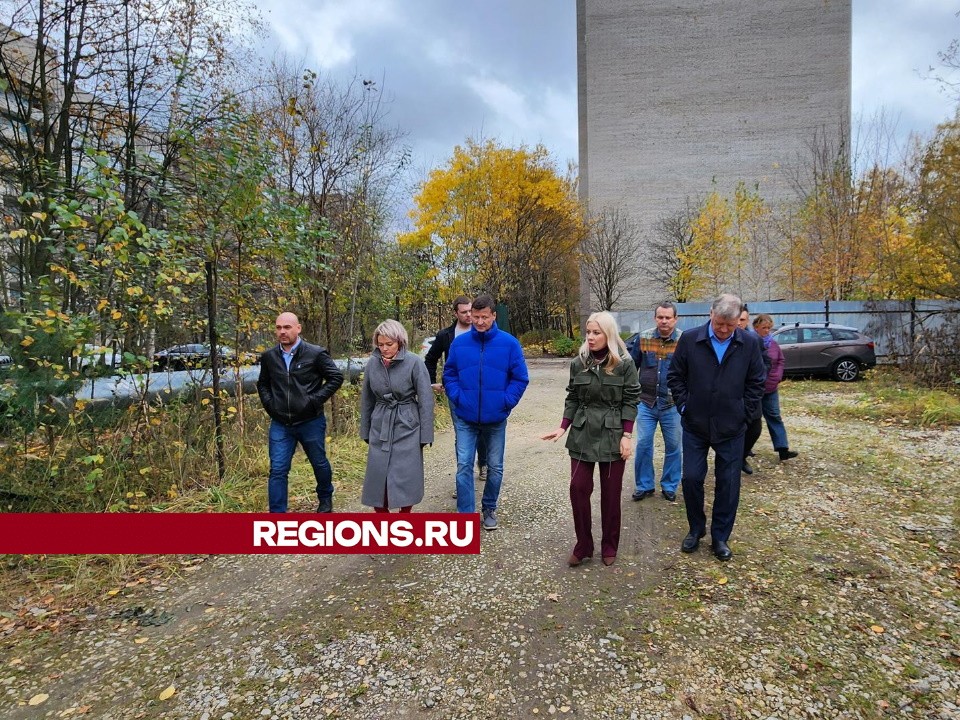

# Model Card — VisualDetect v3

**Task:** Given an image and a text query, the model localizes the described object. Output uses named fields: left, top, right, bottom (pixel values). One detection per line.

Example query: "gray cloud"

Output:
left=257, top=0, right=958, bottom=174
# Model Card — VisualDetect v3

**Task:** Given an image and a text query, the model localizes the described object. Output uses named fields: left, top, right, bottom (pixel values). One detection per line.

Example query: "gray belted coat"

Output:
left=360, top=348, right=435, bottom=508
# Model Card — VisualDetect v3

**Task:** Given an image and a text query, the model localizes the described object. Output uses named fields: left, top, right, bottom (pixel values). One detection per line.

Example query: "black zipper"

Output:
left=477, top=336, right=485, bottom=423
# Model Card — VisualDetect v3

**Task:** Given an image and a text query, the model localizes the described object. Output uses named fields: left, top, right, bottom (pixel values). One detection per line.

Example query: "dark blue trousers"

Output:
left=680, top=430, right=744, bottom=543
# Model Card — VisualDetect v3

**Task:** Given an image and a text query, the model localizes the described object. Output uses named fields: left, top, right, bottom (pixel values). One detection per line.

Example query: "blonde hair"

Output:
left=753, top=313, right=774, bottom=327
left=372, top=319, right=408, bottom=350
left=578, top=311, right=627, bottom=373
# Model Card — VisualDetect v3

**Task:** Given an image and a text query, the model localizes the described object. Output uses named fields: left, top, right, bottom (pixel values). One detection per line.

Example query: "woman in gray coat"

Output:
left=360, top=320, right=435, bottom=511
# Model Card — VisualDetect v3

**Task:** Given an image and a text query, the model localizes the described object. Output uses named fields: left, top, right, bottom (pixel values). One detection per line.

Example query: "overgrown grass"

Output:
left=781, top=366, right=960, bottom=426
left=0, top=383, right=452, bottom=614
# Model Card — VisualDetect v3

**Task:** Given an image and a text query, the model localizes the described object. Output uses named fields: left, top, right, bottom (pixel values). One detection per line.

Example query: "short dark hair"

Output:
left=452, top=295, right=471, bottom=312
left=472, top=294, right=496, bottom=312
left=656, top=301, right=677, bottom=317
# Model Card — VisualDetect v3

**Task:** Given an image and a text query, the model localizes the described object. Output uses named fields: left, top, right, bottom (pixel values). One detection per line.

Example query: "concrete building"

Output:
left=577, top=0, right=851, bottom=315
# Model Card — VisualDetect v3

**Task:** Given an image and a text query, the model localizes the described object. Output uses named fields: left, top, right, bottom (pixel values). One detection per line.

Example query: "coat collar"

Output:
left=470, top=323, right=500, bottom=341
left=695, top=321, right=745, bottom=345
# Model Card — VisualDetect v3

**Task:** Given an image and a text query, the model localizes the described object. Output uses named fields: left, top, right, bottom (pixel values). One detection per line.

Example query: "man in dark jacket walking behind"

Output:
left=424, top=296, right=488, bottom=483
left=257, top=312, right=344, bottom=513
left=667, top=294, right=766, bottom=561
left=443, top=295, right=529, bottom=530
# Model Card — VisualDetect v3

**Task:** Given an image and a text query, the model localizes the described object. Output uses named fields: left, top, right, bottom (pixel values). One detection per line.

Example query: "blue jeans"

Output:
left=633, top=402, right=681, bottom=493
left=268, top=414, right=333, bottom=513
left=452, top=416, right=507, bottom=513
left=761, top=391, right=789, bottom=450
left=450, top=406, right=488, bottom=468
left=680, top=430, right=743, bottom=543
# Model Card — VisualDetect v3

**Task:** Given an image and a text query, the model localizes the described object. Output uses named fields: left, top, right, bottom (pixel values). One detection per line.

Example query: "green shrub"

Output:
left=550, top=335, right=579, bottom=357
left=519, top=329, right=561, bottom=348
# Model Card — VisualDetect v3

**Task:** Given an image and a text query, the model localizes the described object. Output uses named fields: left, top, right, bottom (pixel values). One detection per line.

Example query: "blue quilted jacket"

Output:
left=442, top=323, right=529, bottom=425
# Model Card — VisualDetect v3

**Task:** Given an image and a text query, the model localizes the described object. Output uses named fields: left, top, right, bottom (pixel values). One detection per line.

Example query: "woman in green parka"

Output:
left=542, top=311, right=641, bottom=567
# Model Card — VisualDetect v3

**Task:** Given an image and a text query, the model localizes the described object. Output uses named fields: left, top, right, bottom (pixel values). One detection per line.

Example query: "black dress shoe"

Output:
left=661, top=490, right=676, bottom=502
left=632, top=489, right=655, bottom=501
left=777, top=448, right=799, bottom=461
left=316, top=498, right=333, bottom=513
left=711, top=540, right=732, bottom=561
left=742, top=460, right=753, bottom=475
left=681, top=530, right=706, bottom=553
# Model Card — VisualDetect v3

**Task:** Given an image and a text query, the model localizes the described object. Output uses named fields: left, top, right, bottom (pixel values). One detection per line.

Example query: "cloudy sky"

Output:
left=255, top=0, right=958, bottom=180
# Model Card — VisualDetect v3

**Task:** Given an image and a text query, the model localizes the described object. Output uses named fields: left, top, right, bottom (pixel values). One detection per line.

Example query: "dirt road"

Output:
left=3, top=358, right=958, bottom=719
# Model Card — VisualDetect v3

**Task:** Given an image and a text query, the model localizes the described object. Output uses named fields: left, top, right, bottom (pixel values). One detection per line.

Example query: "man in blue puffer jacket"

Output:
left=443, top=294, right=529, bottom=530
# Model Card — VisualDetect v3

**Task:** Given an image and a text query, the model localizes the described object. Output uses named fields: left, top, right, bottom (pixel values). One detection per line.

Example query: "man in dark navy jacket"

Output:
left=667, top=294, right=766, bottom=561
left=443, top=295, right=529, bottom=530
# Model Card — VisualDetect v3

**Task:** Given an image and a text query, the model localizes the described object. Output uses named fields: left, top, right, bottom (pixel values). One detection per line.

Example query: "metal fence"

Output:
left=613, top=300, right=960, bottom=361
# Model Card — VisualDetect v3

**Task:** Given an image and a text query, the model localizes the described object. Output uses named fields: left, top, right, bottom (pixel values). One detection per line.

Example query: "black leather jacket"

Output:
left=257, top=340, right=344, bottom=425
left=423, top=322, right=457, bottom=384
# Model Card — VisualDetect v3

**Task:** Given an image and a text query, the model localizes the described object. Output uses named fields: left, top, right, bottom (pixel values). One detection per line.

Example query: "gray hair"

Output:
left=372, top=319, right=409, bottom=350
left=711, top=293, right=743, bottom=321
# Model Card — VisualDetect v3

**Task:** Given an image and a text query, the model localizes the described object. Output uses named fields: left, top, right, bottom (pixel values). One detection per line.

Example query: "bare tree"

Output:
left=649, top=202, right=699, bottom=303
left=580, top=207, right=642, bottom=310
left=255, top=59, right=408, bottom=349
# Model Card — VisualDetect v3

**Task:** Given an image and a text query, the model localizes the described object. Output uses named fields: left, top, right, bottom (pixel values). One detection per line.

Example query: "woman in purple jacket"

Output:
left=753, top=314, right=799, bottom=461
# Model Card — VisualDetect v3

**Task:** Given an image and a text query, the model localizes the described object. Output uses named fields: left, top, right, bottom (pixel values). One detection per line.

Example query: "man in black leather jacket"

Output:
left=257, top=312, right=344, bottom=512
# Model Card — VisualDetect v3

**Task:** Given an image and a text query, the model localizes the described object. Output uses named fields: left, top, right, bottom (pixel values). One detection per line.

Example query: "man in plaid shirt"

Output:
left=626, top=301, right=683, bottom=502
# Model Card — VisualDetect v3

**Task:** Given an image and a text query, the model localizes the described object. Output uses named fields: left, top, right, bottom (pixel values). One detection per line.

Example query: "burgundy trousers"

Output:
left=570, top=457, right=625, bottom=560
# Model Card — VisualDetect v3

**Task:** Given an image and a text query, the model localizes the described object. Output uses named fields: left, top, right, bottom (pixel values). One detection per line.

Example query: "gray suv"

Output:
left=771, top=323, right=877, bottom=382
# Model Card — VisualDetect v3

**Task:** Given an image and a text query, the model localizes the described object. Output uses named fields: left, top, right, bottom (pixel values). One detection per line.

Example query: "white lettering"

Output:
left=276, top=520, right=299, bottom=546
left=390, top=520, right=414, bottom=546
left=298, top=520, right=324, bottom=547
left=252, top=521, right=277, bottom=546
left=363, top=520, right=389, bottom=546
left=334, top=520, right=362, bottom=546
left=424, top=520, right=449, bottom=547
left=448, top=520, right=474, bottom=548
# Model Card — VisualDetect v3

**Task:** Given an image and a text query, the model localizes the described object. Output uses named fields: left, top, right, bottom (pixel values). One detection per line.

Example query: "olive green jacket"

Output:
left=563, top=353, right=641, bottom=462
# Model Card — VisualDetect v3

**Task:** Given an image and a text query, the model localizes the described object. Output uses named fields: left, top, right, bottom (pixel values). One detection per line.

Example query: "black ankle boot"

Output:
left=777, top=448, right=798, bottom=461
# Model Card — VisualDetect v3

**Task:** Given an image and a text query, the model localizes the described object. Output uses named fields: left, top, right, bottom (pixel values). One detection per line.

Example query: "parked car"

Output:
left=154, top=344, right=236, bottom=371
left=0, top=352, right=11, bottom=370
left=77, top=342, right=124, bottom=372
left=771, top=323, right=877, bottom=382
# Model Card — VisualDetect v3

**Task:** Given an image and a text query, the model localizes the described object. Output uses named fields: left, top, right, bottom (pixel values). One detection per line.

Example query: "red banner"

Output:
left=0, top=513, right=481, bottom=554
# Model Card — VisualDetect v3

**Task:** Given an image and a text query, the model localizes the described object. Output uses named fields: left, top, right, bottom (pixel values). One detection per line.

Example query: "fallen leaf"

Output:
left=28, top=693, right=49, bottom=705
left=357, top=658, right=367, bottom=666
left=158, top=685, right=176, bottom=700
left=871, top=625, right=885, bottom=634
left=134, top=637, right=149, bottom=644
left=9, top=658, right=22, bottom=666
left=717, top=577, right=728, bottom=585
left=106, top=589, right=120, bottom=596
left=546, top=593, right=560, bottom=602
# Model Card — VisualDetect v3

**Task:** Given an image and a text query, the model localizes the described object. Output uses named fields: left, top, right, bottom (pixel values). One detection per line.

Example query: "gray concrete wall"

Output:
left=577, top=0, right=851, bottom=317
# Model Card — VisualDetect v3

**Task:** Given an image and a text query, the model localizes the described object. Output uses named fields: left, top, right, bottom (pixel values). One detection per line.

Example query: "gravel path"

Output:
left=2, top=359, right=958, bottom=719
